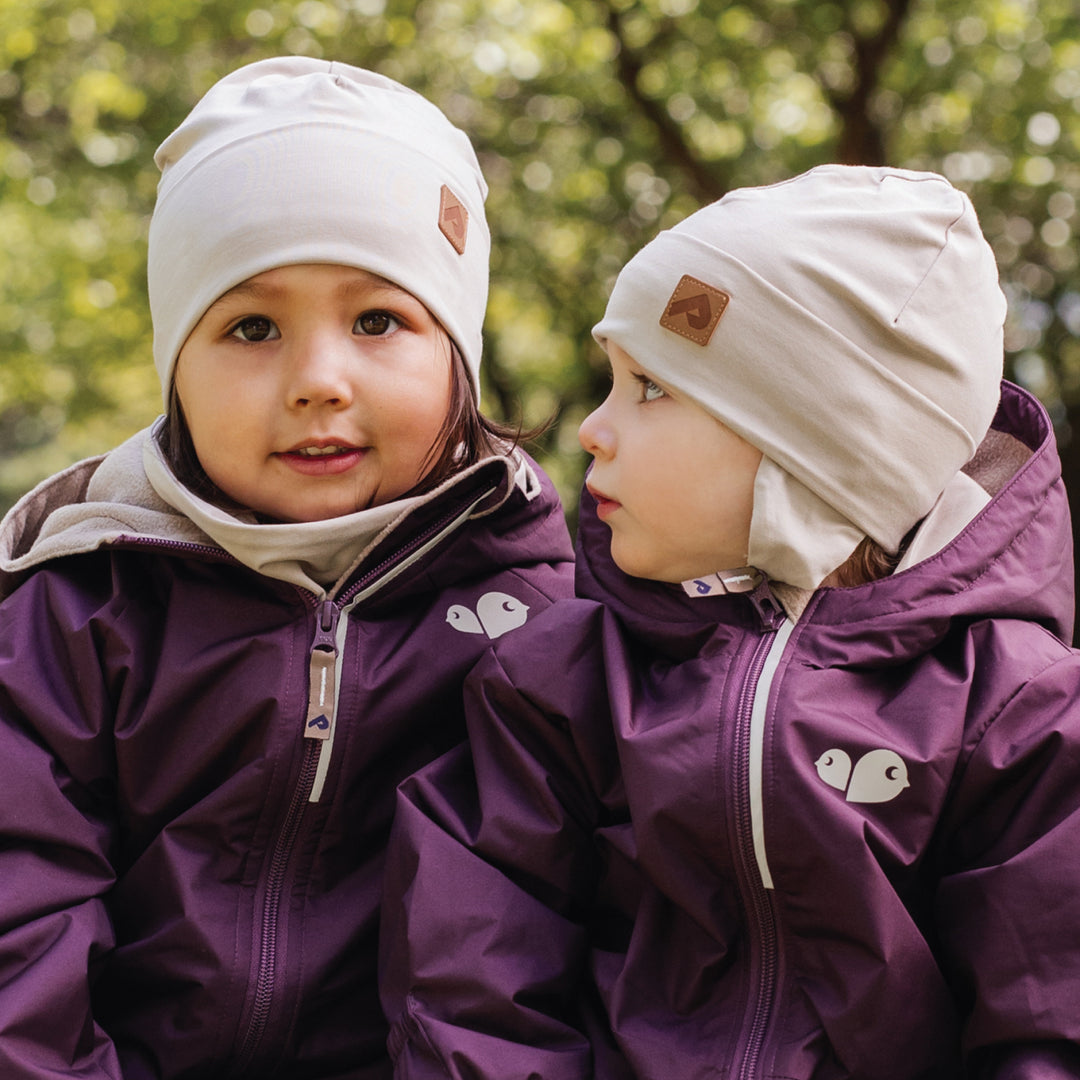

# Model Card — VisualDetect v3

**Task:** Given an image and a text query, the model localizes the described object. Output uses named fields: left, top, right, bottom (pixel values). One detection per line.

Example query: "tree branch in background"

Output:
left=602, top=0, right=728, bottom=203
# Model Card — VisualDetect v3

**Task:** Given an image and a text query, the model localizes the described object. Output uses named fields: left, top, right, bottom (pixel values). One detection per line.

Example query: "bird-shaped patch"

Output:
left=814, top=747, right=910, bottom=804
left=446, top=591, right=530, bottom=640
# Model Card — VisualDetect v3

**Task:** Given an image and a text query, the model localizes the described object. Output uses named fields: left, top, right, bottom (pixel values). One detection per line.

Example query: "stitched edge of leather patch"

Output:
left=438, top=184, right=469, bottom=255
left=659, top=274, right=730, bottom=345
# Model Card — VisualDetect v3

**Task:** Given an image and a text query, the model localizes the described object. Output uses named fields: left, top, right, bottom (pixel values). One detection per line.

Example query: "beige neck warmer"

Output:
left=142, top=430, right=424, bottom=594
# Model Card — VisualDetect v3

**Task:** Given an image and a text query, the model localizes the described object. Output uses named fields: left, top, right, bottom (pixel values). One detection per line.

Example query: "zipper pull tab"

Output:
left=748, top=578, right=786, bottom=632
left=305, top=599, right=340, bottom=741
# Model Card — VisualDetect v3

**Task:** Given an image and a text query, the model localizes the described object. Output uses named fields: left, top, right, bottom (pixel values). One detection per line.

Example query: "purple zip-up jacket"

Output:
left=0, top=441, right=573, bottom=1079
left=381, top=381, right=1080, bottom=1079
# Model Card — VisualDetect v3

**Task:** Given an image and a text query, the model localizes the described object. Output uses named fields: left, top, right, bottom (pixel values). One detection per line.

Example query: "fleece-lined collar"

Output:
left=0, top=423, right=537, bottom=600
left=141, top=427, right=431, bottom=593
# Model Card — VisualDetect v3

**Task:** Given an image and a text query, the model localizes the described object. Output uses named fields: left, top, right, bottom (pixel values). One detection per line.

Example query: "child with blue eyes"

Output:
left=0, top=57, right=572, bottom=1078
left=380, top=166, right=1080, bottom=1077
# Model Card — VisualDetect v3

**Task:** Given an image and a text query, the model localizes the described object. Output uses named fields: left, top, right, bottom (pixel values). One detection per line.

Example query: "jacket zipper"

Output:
left=234, top=739, right=321, bottom=1075
left=233, top=489, right=498, bottom=1073
left=733, top=585, right=794, bottom=1080
left=233, top=599, right=340, bottom=1076
left=305, top=487, right=498, bottom=805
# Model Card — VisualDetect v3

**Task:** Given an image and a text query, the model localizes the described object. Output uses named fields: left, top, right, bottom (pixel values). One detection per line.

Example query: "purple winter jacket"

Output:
left=0, top=444, right=573, bottom=1079
left=380, top=381, right=1080, bottom=1079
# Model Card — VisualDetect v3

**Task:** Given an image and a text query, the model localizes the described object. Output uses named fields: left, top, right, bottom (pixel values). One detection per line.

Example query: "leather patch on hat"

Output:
left=439, top=185, right=468, bottom=255
left=660, top=275, right=730, bottom=345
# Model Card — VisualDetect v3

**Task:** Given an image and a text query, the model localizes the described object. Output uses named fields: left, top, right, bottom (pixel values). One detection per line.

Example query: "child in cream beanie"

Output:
left=592, top=164, right=1007, bottom=590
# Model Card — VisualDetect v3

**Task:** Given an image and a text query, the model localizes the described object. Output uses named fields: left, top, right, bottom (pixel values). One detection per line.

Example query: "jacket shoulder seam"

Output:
left=963, top=629, right=1075, bottom=757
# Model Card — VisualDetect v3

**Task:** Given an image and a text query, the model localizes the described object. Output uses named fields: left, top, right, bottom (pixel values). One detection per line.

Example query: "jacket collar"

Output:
left=575, top=381, right=1073, bottom=657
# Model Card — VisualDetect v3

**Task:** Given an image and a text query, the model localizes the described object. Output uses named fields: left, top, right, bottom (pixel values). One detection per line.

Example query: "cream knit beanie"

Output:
left=148, top=57, right=490, bottom=402
left=593, top=164, right=1006, bottom=590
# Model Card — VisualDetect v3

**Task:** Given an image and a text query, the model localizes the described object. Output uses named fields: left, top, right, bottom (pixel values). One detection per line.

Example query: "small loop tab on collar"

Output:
left=681, top=567, right=762, bottom=598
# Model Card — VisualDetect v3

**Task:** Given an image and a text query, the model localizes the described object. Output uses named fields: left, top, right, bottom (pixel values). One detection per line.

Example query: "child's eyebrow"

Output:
left=205, top=280, right=278, bottom=311
left=205, top=271, right=412, bottom=313
left=335, top=276, right=412, bottom=303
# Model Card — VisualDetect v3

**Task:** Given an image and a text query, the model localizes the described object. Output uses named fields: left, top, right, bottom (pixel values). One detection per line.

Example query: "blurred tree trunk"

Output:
left=829, top=0, right=914, bottom=165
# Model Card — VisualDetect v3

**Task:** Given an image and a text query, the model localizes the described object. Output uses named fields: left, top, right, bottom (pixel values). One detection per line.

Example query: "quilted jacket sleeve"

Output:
left=0, top=569, right=122, bottom=1078
left=934, top=636, right=1080, bottom=1078
left=380, top=630, right=631, bottom=1080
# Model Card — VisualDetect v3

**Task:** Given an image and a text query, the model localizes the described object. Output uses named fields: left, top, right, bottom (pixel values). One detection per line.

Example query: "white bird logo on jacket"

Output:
left=446, top=592, right=530, bottom=640
left=815, top=747, right=911, bottom=804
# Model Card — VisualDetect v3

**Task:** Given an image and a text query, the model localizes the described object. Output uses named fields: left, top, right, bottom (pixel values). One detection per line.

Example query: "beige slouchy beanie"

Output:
left=593, top=164, right=1006, bottom=589
left=148, top=57, right=490, bottom=402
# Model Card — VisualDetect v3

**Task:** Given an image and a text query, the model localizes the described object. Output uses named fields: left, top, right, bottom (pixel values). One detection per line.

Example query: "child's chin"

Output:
left=609, top=545, right=662, bottom=583
left=269, top=499, right=364, bottom=524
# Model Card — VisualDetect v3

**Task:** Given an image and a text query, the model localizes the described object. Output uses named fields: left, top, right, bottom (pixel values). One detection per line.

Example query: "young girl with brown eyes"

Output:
left=0, top=57, right=572, bottom=1079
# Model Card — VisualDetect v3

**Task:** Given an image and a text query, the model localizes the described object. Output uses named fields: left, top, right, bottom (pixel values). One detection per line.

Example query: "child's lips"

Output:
left=277, top=443, right=366, bottom=476
left=587, top=484, right=621, bottom=519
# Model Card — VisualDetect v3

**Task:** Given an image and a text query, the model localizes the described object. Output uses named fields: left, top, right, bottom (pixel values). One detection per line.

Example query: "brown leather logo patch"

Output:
left=438, top=185, right=468, bottom=255
left=659, top=275, right=730, bottom=345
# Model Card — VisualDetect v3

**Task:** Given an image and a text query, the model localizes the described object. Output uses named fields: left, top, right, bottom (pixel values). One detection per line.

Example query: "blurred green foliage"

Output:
left=1, top=0, right=1079, bottom=522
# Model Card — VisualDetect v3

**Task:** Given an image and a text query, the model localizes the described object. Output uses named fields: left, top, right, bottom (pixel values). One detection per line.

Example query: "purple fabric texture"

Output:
left=381, top=381, right=1080, bottom=1079
left=0, top=455, right=573, bottom=1079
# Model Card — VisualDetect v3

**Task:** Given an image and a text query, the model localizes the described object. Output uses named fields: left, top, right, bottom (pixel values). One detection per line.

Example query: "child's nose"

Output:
left=288, top=334, right=354, bottom=408
left=578, top=400, right=615, bottom=458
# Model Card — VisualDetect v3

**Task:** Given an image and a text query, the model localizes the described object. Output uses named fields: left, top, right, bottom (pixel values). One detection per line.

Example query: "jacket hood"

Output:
left=575, top=380, right=1074, bottom=657
left=0, top=425, right=557, bottom=602
left=0, top=429, right=207, bottom=579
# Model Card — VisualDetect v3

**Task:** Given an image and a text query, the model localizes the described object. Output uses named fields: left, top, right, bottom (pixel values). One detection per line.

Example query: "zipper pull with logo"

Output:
left=305, top=599, right=340, bottom=741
